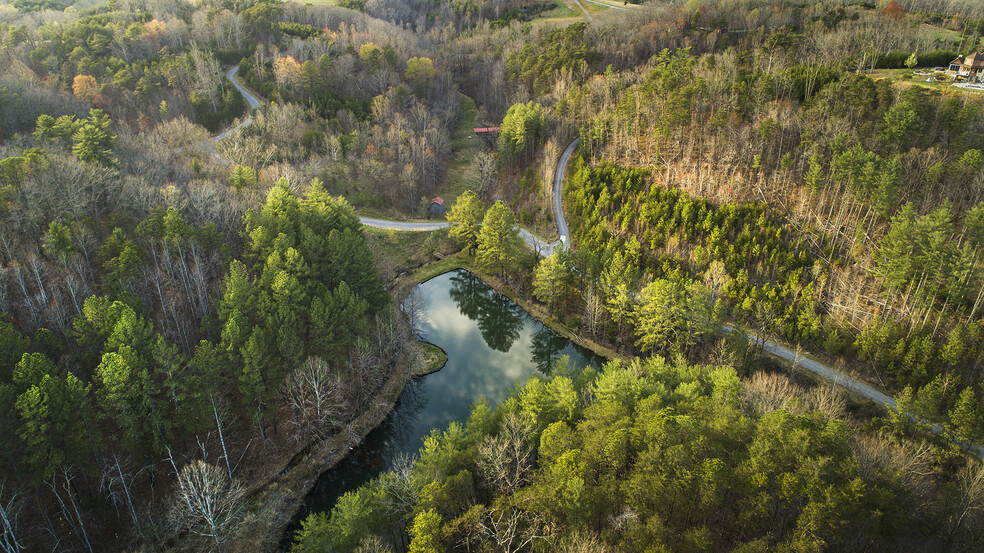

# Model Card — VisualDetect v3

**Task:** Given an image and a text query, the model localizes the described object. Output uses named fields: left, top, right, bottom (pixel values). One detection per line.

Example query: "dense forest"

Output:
left=2, top=0, right=984, bottom=551
left=294, top=356, right=984, bottom=552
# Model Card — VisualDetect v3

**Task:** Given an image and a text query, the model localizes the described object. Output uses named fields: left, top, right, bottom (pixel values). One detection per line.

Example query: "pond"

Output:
left=286, top=269, right=602, bottom=541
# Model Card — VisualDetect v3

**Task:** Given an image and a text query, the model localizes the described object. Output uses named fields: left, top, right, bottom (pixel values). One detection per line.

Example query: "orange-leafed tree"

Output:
left=273, top=55, right=302, bottom=93
left=881, top=0, right=906, bottom=20
left=144, top=19, right=166, bottom=36
left=73, top=75, right=100, bottom=104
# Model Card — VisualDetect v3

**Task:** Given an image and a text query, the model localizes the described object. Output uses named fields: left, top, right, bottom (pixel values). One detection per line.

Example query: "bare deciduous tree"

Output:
left=378, top=453, right=420, bottom=517
left=478, top=508, right=542, bottom=553
left=189, top=46, right=222, bottom=112
left=47, top=468, right=93, bottom=553
left=0, top=481, right=24, bottom=553
left=282, top=357, right=347, bottom=443
left=943, top=461, right=984, bottom=553
left=476, top=151, right=498, bottom=200
left=168, top=460, right=245, bottom=553
left=355, top=535, right=391, bottom=553
left=100, top=455, right=142, bottom=535
left=477, top=412, right=534, bottom=494
left=582, top=288, right=604, bottom=339
left=556, top=529, right=612, bottom=553
left=401, top=287, right=426, bottom=338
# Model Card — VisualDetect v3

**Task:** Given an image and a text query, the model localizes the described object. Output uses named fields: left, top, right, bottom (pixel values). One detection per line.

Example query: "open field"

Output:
left=867, top=68, right=984, bottom=94
left=535, top=0, right=580, bottom=20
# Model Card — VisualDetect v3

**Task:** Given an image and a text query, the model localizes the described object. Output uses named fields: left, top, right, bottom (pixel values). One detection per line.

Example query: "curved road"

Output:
left=220, top=66, right=578, bottom=256
left=215, top=67, right=982, bottom=457
left=554, top=138, right=579, bottom=249
left=214, top=66, right=260, bottom=143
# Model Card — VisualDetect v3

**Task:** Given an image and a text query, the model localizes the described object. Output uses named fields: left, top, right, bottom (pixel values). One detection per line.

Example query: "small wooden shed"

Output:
left=429, top=197, right=445, bottom=216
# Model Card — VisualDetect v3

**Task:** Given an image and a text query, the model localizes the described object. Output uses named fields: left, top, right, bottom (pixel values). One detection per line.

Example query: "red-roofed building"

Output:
left=429, top=196, right=444, bottom=216
left=473, top=127, right=502, bottom=134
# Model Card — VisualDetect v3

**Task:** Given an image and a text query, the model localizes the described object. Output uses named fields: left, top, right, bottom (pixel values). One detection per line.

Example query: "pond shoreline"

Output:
left=256, top=254, right=612, bottom=552
left=238, top=319, right=418, bottom=552
left=396, top=252, right=619, bottom=363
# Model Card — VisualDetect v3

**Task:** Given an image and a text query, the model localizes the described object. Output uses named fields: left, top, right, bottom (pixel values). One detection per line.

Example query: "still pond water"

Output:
left=289, top=270, right=602, bottom=534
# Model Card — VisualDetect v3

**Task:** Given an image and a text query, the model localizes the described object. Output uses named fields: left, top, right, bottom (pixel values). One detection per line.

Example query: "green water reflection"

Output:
left=293, top=269, right=601, bottom=524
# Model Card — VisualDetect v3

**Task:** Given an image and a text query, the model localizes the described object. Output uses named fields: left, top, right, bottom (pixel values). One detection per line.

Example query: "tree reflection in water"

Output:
left=449, top=271, right=524, bottom=353
left=448, top=270, right=486, bottom=322
left=530, top=324, right=569, bottom=375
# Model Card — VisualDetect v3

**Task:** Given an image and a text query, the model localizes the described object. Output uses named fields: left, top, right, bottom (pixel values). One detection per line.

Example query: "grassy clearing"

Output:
left=917, top=23, right=965, bottom=44
left=363, top=226, right=459, bottom=284
left=581, top=1, right=608, bottom=14
left=434, top=94, right=486, bottom=209
left=416, top=342, right=448, bottom=376
left=536, top=0, right=580, bottom=21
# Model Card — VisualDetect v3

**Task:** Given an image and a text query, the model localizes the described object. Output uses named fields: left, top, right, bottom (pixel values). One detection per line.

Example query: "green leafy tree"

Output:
left=409, top=509, right=446, bottom=553
left=323, top=228, right=388, bottom=311
left=42, top=221, right=74, bottom=266
left=71, top=109, right=117, bottom=167
left=962, top=202, right=984, bottom=248
left=871, top=156, right=901, bottom=217
left=880, top=101, right=920, bottom=152
left=405, top=57, right=437, bottom=95
left=15, top=358, right=92, bottom=479
left=240, top=325, right=272, bottom=428
left=0, top=321, right=30, bottom=383
left=476, top=202, right=523, bottom=277
left=605, top=282, right=633, bottom=336
left=219, top=308, right=250, bottom=370
left=950, top=387, right=981, bottom=442
left=905, top=52, right=918, bottom=69
left=499, top=101, right=546, bottom=164
left=873, top=203, right=916, bottom=289
left=155, top=335, right=213, bottom=438
left=533, top=251, right=569, bottom=309
left=804, top=153, right=824, bottom=192
left=95, top=345, right=166, bottom=455
left=309, top=282, right=369, bottom=360
left=229, top=165, right=257, bottom=192
left=218, top=260, right=256, bottom=323
left=300, top=60, right=322, bottom=93
left=446, top=190, right=484, bottom=253
left=634, top=276, right=714, bottom=354
left=97, top=228, right=143, bottom=291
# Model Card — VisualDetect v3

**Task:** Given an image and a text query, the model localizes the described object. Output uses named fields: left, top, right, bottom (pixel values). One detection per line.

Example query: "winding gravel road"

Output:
left=214, top=70, right=982, bottom=456
left=554, top=138, right=579, bottom=249
left=214, top=66, right=260, bottom=143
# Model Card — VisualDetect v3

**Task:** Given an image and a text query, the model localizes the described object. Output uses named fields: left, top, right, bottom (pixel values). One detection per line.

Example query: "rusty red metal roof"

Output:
left=431, top=197, right=444, bottom=205
left=473, top=127, right=502, bottom=133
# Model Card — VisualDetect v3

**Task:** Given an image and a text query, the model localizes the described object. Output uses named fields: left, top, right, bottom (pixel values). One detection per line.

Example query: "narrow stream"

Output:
left=283, top=270, right=601, bottom=545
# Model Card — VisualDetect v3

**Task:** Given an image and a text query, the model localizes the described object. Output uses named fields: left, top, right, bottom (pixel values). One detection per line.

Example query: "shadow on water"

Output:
left=282, top=269, right=601, bottom=548
left=531, top=324, right=573, bottom=374
left=449, top=270, right=524, bottom=353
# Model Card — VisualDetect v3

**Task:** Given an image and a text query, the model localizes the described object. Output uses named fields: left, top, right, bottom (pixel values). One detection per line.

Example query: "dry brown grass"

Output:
left=742, top=370, right=846, bottom=420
